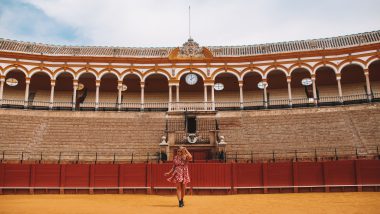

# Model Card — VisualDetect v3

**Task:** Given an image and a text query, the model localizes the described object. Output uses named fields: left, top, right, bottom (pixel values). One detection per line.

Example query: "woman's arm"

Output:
left=164, top=162, right=175, bottom=176
left=184, top=148, right=193, bottom=161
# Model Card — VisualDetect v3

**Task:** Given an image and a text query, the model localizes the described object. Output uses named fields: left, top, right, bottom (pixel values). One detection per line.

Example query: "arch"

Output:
left=0, top=65, right=3, bottom=76
left=241, top=67, right=264, bottom=79
left=313, top=62, right=338, bottom=74
left=75, top=67, right=99, bottom=80
left=366, top=56, right=380, bottom=69
left=53, top=67, right=76, bottom=79
left=337, top=60, right=365, bottom=73
left=289, top=66, right=313, bottom=90
left=176, top=68, right=207, bottom=81
left=289, top=63, right=313, bottom=76
left=120, top=69, right=143, bottom=81
left=264, top=66, right=289, bottom=78
left=143, top=68, right=171, bottom=81
left=3, top=64, right=29, bottom=77
left=99, top=68, right=121, bottom=81
left=211, top=67, right=241, bottom=81
left=29, top=67, right=53, bottom=79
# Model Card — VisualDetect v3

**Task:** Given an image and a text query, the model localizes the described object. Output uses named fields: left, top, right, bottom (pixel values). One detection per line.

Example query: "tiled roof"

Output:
left=0, top=31, right=379, bottom=58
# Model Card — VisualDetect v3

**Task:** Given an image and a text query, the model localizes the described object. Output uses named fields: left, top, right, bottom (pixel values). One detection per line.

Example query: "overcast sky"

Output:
left=0, top=0, right=379, bottom=47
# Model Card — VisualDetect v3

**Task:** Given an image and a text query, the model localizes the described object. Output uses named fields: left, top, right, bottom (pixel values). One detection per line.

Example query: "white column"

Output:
left=0, top=77, right=4, bottom=107
left=49, top=80, right=55, bottom=109
left=176, top=85, right=179, bottom=102
left=204, top=85, right=208, bottom=110
left=95, top=81, right=100, bottom=110
left=72, top=80, right=78, bottom=110
left=263, top=79, right=268, bottom=108
left=168, top=85, right=173, bottom=111
left=287, top=77, right=292, bottom=107
left=364, top=69, right=372, bottom=100
left=312, top=75, right=318, bottom=105
left=24, top=78, right=30, bottom=108
left=336, top=75, right=343, bottom=103
left=239, top=82, right=244, bottom=109
left=0, top=77, right=5, bottom=102
left=211, top=84, right=215, bottom=110
left=140, top=82, right=145, bottom=110
left=204, top=85, right=208, bottom=102
left=117, top=81, right=122, bottom=111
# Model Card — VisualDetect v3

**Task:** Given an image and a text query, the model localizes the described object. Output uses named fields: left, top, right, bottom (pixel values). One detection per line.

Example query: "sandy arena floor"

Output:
left=0, top=192, right=379, bottom=214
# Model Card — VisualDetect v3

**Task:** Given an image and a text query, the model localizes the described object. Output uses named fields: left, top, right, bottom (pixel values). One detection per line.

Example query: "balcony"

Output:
left=0, top=92, right=379, bottom=112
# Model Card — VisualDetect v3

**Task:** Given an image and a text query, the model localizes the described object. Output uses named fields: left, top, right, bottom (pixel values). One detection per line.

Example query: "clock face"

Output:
left=6, top=78, right=18, bottom=87
left=214, top=83, right=224, bottom=91
left=185, top=73, right=198, bottom=85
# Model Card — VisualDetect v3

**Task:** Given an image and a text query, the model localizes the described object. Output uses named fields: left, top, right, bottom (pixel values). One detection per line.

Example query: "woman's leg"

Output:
left=180, top=182, right=186, bottom=200
left=176, top=182, right=182, bottom=201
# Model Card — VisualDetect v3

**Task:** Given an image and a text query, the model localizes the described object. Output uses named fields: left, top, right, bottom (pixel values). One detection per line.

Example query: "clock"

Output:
left=6, top=78, right=18, bottom=87
left=214, top=83, right=224, bottom=91
left=185, top=73, right=198, bottom=85
left=77, top=83, right=84, bottom=91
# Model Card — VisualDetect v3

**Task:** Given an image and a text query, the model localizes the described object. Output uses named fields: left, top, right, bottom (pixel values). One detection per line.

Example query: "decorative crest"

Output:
left=179, top=38, right=204, bottom=58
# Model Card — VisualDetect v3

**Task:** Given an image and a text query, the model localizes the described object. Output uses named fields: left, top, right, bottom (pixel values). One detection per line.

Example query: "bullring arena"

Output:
left=0, top=30, right=380, bottom=213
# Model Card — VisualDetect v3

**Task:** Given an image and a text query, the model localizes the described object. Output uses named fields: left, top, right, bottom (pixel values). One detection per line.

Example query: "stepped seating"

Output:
left=32, top=90, right=50, bottom=102
left=317, top=85, right=339, bottom=97
left=80, top=91, right=95, bottom=108
left=0, top=110, right=166, bottom=162
left=31, top=90, right=50, bottom=107
left=342, top=82, right=367, bottom=95
left=2, top=88, right=25, bottom=100
left=0, top=103, right=379, bottom=162
left=54, top=91, right=72, bottom=102
left=145, top=92, right=168, bottom=103
left=99, top=91, right=118, bottom=103
left=371, top=81, right=380, bottom=93
left=267, top=88, right=289, bottom=100
left=176, top=91, right=204, bottom=102
left=291, top=87, right=309, bottom=99
left=122, top=92, right=140, bottom=103
left=215, top=91, right=240, bottom=102
left=218, top=104, right=380, bottom=159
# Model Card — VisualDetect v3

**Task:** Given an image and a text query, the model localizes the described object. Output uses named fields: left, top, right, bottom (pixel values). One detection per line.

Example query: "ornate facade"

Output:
left=0, top=31, right=379, bottom=112
left=0, top=31, right=380, bottom=161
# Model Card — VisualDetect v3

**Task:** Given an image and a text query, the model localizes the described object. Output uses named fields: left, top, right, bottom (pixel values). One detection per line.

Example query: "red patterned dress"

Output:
left=167, top=155, right=191, bottom=184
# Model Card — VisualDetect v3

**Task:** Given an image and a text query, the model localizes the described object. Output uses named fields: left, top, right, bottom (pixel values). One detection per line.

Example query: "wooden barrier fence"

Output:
left=0, top=160, right=379, bottom=195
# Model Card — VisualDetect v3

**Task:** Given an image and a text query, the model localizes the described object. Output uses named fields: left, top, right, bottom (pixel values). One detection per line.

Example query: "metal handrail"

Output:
left=223, top=145, right=380, bottom=162
left=0, top=151, right=160, bottom=164
left=0, top=93, right=378, bottom=112
left=1, top=145, right=378, bottom=163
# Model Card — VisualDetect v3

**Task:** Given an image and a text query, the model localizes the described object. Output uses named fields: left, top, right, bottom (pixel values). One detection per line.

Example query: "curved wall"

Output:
left=0, top=103, right=379, bottom=161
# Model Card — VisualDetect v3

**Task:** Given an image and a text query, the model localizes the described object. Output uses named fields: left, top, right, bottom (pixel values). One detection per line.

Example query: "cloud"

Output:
left=0, top=0, right=83, bottom=45
left=1, top=0, right=380, bottom=47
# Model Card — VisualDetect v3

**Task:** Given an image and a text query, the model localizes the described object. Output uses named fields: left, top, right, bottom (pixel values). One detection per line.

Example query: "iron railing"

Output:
left=222, top=145, right=380, bottom=163
left=1, top=145, right=379, bottom=164
left=0, top=93, right=378, bottom=112
left=0, top=151, right=159, bottom=164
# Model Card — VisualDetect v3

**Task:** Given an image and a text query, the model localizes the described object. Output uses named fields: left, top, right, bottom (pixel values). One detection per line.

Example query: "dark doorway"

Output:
left=189, top=149, right=211, bottom=161
left=187, top=116, right=196, bottom=133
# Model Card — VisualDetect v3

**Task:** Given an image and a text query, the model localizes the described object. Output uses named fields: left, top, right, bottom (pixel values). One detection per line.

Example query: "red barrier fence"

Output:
left=0, top=160, right=379, bottom=195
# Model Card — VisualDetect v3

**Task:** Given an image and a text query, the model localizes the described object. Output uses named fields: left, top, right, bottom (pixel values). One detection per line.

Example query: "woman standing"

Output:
left=164, top=146, right=192, bottom=207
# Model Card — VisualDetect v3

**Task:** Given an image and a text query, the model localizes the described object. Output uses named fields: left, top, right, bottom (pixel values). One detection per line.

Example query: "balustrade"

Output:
left=0, top=93, right=378, bottom=111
